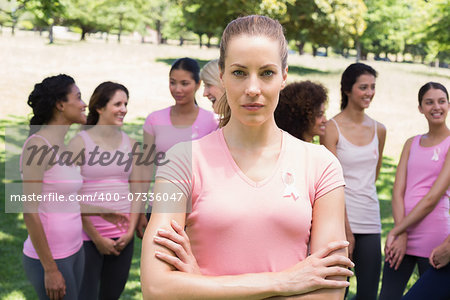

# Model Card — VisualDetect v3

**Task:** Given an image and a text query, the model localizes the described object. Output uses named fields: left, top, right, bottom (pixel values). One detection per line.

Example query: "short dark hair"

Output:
left=86, top=81, right=129, bottom=126
left=275, top=81, right=328, bottom=141
left=340, top=63, right=377, bottom=110
left=418, top=82, right=448, bottom=105
left=27, top=74, right=75, bottom=135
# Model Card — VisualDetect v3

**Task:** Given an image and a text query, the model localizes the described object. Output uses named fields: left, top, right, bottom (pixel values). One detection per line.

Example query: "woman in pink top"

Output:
left=138, top=57, right=218, bottom=236
left=379, top=82, right=450, bottom=300
left=21, top=74, right=87, bottom=300
left=140, top=15, right=353, bottom=299
left=69, top=82, right=141, bottom=299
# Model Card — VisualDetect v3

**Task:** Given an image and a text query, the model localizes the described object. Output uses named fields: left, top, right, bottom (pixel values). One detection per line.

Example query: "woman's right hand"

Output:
left=278, top=240, right=354, bottom=296
left=93, top=236, right=121, bottom=256
left=153, top=219, right=201, bottom=274
left=44, top=267, right=66, bottom=300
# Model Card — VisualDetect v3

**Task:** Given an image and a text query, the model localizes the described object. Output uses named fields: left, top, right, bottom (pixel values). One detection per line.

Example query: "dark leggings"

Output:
left=79, top=238, right=134, bottom=300
left=348, top=233, right=381, bottom=300
left=379, top=254, right=431, bottom=300
left=22, top=247, right=85, bottom=300
left=402, top=263, right=450, bottom=300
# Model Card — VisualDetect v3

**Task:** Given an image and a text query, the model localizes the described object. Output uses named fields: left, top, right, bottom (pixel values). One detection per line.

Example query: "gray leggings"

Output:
left=22, top=247, right=85, bottom=300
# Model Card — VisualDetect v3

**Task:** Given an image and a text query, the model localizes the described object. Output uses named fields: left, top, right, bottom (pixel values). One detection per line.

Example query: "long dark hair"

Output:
left=340, top=63, right=377, bottom=110
left=27, top=74, right=75, bottom=135
left=86, top=81, right=129, bottom=126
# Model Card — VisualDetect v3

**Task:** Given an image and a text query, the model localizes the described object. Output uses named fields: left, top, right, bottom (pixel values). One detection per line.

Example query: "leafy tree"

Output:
left=61, top=0, right=108, bottom=40
left=135, top=0, right=173, bottom=44
left=0, top=0, right=27, bottom=35
left=427, top=0, right=449, bottom=64
left=21, top=0, right=65, bottom=43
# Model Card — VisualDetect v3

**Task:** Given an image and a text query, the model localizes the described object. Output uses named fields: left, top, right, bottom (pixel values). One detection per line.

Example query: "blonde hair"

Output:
left=200, top=59, right=222, bottom=89
left=217, top=15, right=288, bottom=127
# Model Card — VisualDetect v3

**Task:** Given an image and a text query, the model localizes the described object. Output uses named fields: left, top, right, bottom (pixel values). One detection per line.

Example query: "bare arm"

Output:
left=299, top=187, right=348, bottom=300
left=142, top=131, right=156, bottom=194
left=376, top=122, right=386, bottom=180
left=384, top=138, right=411, bottom=269
left=320, top=121, right=354, bottom=260
left=391, top=138, right=412, bottom=227
left=140, top=179, right=352, bottom=299
left=135, top=131, right=156, bottom=238
left=391, top=148, right=450, bottom=235
left=320, top=120, right=338, bottom=157
left=115, top=137, right=143, bottom=249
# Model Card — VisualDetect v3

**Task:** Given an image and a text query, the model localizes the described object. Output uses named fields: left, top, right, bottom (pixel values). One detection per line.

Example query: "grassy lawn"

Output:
left=1, top=31, right=449, bottom=299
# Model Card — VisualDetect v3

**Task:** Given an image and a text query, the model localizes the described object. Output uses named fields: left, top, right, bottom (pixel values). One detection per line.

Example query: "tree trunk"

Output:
left=355, top=39, right=361, bottom=62
left=48, top=24, right=54, bottom=44
left=296, top=41, right=305, bottom=55
left=312, top=46, right=318, bottom=57
left=325, top=46, right=329, bottom=57
left=198, top=33, right=203, bottom=48
left=346, top=48, right=350, bottom=58
left=80, top=28, right=87, bottom=41
left=156, top=20, right=162, bottom=45
left=117, top=14, right=123, bottom=43
left=206, top=34, right=212, bottom=48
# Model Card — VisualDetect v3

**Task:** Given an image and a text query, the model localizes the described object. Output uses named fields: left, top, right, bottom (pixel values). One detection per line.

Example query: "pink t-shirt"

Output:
left=78, top=130, right=132, bottom=240
left=156, top=129, right=345, bottom=275
left=143, top=106, right=218, bottom=153
left=404, top=135, right=450, bottom=258
left=21, top=134, right=83, bottom=260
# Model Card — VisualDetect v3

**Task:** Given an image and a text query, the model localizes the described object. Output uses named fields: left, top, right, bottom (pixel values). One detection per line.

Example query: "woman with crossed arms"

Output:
left=141, top=15, right=353, bottom=299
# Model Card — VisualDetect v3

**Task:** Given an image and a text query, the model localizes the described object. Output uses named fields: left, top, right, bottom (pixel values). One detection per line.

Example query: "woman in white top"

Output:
left=321, top=63, right=386, bottom=300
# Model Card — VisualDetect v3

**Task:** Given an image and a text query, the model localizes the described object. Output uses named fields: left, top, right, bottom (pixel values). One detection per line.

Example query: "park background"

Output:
left=0, top=0, right=449, bottom=299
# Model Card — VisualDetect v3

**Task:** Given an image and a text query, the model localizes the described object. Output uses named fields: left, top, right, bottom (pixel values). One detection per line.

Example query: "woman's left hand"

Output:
left=153, top=219, right=201, bottom=274
left=115, top=231, right=134, bottom=252
left=385, top=232, right=407, bottom=270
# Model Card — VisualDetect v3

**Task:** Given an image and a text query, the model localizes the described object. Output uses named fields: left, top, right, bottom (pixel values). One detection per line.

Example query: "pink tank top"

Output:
left=78, top=130, right=132, bottom=240
left=404, top=135, right=450, bottom=257
left=21, top=134, right=83, bottom=259
left=331, top=119, right=381, bottom=234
